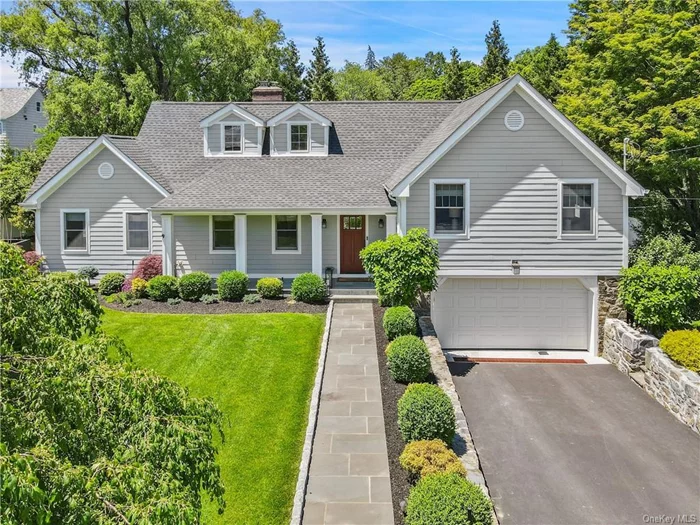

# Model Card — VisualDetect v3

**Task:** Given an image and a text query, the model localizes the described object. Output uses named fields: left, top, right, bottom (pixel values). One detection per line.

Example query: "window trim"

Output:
left=271, top=214, right=302, bottom=254
left=429, top=179, right=470, bottom=238
left=219, top=121, right=244, bottom=155
left=287, top=122, right=310, bottom=153
left=123, top=210, right=151, bottom=254
left=60, top=208, right=90, bottom=254
left=558, top=179, right=598, bottom=240
left=209, top=214, right=236, bottom=255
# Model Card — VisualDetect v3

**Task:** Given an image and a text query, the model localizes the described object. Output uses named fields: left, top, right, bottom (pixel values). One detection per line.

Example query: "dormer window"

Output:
left=223, top=124, right=242, bottom=153
left=290, top=124, right=309, bottom=152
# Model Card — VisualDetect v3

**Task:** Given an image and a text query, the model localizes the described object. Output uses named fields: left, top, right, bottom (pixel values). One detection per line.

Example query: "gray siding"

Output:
left=206, top=121, right=259, bottom=155
left=271, top=118, right=326, bottom=155
left=367, top=215, right=385, bottom=244
left=322, top=215, right=338, bottom=273
left=310, top=123, right=326, bottom=155
left=247, top=215, right=312, bottom=275
left=40, top=148, right=163, bottom=275
left=174, top=215, right=235, bottom=275
left=406, top=92, right=624, bottom=274
left=3, top=91, right=47, bottom=149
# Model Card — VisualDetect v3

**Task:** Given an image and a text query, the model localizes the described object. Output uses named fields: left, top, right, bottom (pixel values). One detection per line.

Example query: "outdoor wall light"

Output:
left=511, top=260, right=520, bottom=275
left=322, top=218, right=327, bottom=229
left=378, top=218, right=385, bottom=229
left=324, top=266, right=334, bottom=286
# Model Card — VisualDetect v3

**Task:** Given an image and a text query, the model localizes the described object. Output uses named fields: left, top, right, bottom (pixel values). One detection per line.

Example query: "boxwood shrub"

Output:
left=178, top=271, right=212, bottom=301
left=405, top=473, right=493, bottom=525
left=257, top=277, right=283, bottom=299
left=399, top=439, right=466, bottom=480
left=147, top=275, right=179, bottom=301
left=291, top=273, right=327, bottom=303
left=659, top=330, right=700, bottom=372
left=386, top=335, right=431, bottom=383
left=398, top=383, right=455, bottom=444
left=383, top=306, right=417, bottom=340
left=217, top=270, right=248, bottom=301
left=98, top=272, right=125, bottom=296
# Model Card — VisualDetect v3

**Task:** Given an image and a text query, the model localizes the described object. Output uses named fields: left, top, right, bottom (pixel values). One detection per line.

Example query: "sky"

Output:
left=0, top=1, right=571, bottom=88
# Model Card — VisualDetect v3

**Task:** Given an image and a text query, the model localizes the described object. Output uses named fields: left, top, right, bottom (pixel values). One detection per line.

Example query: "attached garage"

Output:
left=432, top=278, right=592, bottom=351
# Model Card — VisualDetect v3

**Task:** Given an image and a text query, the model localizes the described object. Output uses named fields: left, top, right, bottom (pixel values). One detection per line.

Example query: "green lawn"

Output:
left=101, top=309, right=325, bottom=524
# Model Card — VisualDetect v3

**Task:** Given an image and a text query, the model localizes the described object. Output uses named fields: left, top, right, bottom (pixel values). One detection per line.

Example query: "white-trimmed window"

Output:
left=289, top=124, right=309, bottom=152
left=61, top=209, right=89, bottom=252
left=124, top=211, right=150, bottom=252
left=210, top=215, right=235, bottom=254
left=430, top=179, right=469, bottom=237
left=273, top=215, right=301, bottom=253
left=221, top=123, right=243, bottom=153
left=559, top=180, right=597, bottom=238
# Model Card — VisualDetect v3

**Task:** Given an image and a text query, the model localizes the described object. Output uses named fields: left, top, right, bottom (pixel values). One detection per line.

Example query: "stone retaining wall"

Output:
left=598, top=277, right=626, bottom=353
left=603, top=318, right=700, bottom=434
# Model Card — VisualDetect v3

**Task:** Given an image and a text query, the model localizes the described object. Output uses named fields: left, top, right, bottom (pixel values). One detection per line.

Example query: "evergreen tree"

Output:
left=481, top=20, right=510, bottom=85
left=278, top=40, right=308, bottom=101
left=442, top=47, right=466, bottom=100
left=509, top=34, right=568, bottom=100
left=365, top=45, right=378, bottom=70
left=305, top=36, right=336, bottom=101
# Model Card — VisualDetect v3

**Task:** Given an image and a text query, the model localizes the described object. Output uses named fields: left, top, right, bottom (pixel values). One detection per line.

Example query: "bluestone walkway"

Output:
left=303, top=302, right=394, bottom=525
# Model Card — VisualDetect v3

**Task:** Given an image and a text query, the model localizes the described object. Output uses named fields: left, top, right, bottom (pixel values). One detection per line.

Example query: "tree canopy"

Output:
left=334, top=61, right=391, bottom=101
left=306, top=36, right=336, bottom=101
left=481, top=20, right=510, bottom=85
left=443, top=47, right=467, bottom=100
left=509, top=34, right=568, bottom=101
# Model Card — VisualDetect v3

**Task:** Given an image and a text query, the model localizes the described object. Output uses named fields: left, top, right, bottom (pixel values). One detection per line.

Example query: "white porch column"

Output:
left=162, top=214, right=175, bottom=276
left=579, top=277, right=599, bottom=356
left=235, top=214, right=247, bottom=274
left=34, top=206, right=42, bottom=255
left=311, top=214, right=323, bottom=276
left=397, top=197, right=407, bottom=236
left=385, top=213, right=397, bottom=237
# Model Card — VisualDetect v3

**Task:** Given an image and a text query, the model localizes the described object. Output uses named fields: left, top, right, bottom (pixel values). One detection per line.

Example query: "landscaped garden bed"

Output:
left=102, top=296, right=327, bottom=314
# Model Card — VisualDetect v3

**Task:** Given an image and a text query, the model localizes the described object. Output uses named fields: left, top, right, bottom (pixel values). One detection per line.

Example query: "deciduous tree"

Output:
left=509, top=34, right=568, bottom=100
left=334, top=62, right=390, bottom=100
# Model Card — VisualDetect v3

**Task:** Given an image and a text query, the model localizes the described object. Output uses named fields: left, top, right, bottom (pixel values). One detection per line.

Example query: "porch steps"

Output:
left=329, top=288, right=377, bottom=303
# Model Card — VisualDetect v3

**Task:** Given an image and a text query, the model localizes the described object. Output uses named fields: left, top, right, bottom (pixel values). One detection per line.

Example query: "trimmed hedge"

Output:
left=386, top=335, right=431, bottom=383
left=399, top=439, right=466, bottom=480
left=659, top=330, right=700, bottom=372
left=291, top=273, right=327, bottom=303
left=398, top=383, right=455, bottom=444
left=147, top=275, right=179, bottom=301
left=98, top=272, right=125, bottom=296
left=257, top=277, right=283, bottom=299
left=383, top=306, right=417, bottom=340
left=405, top=473, right=493, bottom=525
left=217, top=271, right=249, bottom=301
left=178, top=272, right=212, bottom=301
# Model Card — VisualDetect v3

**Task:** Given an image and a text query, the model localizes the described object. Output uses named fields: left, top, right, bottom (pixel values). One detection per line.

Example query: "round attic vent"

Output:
left=98, top=162, right=114, bottom=179
left=504, top=110, right=525, bottom=131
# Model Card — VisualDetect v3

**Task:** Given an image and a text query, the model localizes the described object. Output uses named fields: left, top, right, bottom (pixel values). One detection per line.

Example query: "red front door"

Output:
left=340, top=215, right=365, bottom=274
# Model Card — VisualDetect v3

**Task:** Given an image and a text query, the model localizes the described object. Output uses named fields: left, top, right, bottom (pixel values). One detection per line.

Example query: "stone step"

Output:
left=330, top=294, right=378, bottom=303
left=329, top=287, right=376, bottom=296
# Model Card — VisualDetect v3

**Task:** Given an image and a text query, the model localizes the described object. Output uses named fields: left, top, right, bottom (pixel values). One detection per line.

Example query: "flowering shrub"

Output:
left=122, top=276, right=133, bottom=292
left=22, top=250, right=44, bottom=268
left=131, top=277, right=148, bottom=298
left=133, top=255, right=162, bottom=281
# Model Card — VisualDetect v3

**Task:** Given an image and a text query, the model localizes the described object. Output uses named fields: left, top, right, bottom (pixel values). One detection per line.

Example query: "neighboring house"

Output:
left=21, top=76, right=645, bottom=355
left=0, top=87, right=47, bottom=150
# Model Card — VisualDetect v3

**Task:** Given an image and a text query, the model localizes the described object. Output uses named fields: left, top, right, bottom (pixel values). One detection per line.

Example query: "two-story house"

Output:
left=0, top=87, right=47, bottom=150
left=21, top=76, right=645, bottom=355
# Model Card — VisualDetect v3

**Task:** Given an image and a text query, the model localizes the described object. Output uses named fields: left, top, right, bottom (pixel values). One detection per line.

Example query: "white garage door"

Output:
left=432, top=278, right=590, bottom=350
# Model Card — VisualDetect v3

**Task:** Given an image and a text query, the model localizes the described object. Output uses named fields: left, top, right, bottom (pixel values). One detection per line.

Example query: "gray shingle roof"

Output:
left=0, top=88, right=39, bottom=119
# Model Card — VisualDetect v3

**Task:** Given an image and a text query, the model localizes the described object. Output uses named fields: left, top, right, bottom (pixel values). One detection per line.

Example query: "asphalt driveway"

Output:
left=448, top=362, right=700, bottom=525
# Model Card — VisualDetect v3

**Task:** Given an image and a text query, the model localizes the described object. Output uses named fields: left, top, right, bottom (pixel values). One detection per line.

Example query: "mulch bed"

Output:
left=373, top=303, right=437, bottom=525
left=101, top=296, right=328, bottom=314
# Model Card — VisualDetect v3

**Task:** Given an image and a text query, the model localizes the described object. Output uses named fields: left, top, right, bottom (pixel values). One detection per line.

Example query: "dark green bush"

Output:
left=98, top=272, right=125, bottom=296
left=630, top=234, right=700, bottom=269
left=291, top=273, right=327, bottom=303
left=386, top=335, right=431, bottom=383
left=360, top=228, right=439, bottom=306
left=147, top=275, right=179, bottom=301
left=659, top=330, right=700, bottom=372
left=398, top=383, right=455, bottom=444
left=256, top=277, right=283, bottom=299
left=178, top=272, right=212, bottom=301
left=406, top=473, right=493, bottom=525
left=619, top=264, right=700, bottom=334
left=217, top=270, right=248, bottom=301
left=383, top=306, right=417, bottom=340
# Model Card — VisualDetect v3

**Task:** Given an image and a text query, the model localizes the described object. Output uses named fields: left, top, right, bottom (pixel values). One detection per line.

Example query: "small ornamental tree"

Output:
left=360, top=228, right=439, bottom=306
left=0, top=242, right=225, bottom=523
left=133, top=254, right=163, bottom=281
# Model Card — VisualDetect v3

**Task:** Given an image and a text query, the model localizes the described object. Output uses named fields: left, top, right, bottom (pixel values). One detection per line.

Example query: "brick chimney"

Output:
left=252, top=81, right=284, bottom=102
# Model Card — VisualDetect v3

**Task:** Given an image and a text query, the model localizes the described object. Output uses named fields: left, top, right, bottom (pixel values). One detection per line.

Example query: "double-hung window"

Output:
left=273, top=215, right=300, bottom=253
left=222, top=124, right=242, bottom=153
left=125, top=211, right=150, bottom=252
left=560, top=181, right=596, bottom=237
left=289, top=124, right=309, bottom=152
left=211, top=215, right=235, bottom=253
left=62, top=209, right=89, bottom=252
left=431, top=180, right=469, bottom=236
